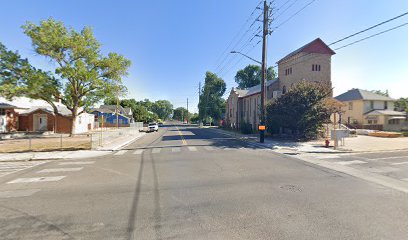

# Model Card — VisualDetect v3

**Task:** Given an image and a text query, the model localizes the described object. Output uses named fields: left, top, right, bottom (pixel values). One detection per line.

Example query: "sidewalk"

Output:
left=0, top=130, right=146, bottom=162
left=209, top=128, right=345, bottom=153
left=210, top=128, right=408, bottom=154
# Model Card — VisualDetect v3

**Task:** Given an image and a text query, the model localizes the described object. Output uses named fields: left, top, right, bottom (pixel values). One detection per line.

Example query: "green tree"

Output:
left=234, top=64, right=276, bottom=89
left=151, top=100, right=173, bottom=120
left=198, top=71, right=226, bottom=123
left=395, top=98, right=408, bottom=112
left=266, top=81, right=332, bottom=140
left=0, top=42, right=61, bottom=109
left=173, top=107, right=188, bottom=121
left=190, top=113, right=200, bottom=123
left=22, top=18, right=131, bottom=134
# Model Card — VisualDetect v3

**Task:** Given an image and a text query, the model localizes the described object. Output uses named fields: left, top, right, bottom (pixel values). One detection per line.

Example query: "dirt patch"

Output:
left=0, top=136, right=91, bottom=153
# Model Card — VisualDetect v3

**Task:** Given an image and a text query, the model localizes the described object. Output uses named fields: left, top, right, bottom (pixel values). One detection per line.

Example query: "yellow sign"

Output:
left=258, top=125, right=266, bottom=131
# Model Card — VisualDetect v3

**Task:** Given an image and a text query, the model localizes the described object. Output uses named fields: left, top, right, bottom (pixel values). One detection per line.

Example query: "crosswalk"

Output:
left=112, top=145, right=254, bottom=156
left=0, top=159, right=94, bottom=199
left=0, top=161, right=47, bottom=178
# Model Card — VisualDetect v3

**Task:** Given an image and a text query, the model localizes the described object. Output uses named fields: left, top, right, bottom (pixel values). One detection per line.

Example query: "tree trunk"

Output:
left=70, top=108, right=77, bottom=137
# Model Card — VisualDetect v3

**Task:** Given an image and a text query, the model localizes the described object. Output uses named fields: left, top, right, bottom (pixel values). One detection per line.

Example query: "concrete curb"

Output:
left=112, top=132, right=146, bottom=151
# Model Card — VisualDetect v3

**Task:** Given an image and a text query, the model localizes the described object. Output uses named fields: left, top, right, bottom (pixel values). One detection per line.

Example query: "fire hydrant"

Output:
left=325, top=139, right=330, bottom=148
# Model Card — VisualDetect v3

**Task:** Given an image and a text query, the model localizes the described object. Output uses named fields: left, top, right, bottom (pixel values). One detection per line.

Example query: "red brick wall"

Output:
left=18, top=110, right=73, bottom=133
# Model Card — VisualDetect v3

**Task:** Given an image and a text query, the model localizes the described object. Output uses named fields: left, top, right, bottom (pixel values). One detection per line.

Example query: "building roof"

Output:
left=0, top=96, right=64, bottom=109
left=19, top=105, right=72, bottom=116
left=0, top=103, right=17, bottom=109
left=123, top=107, right=132, bottom=115
left=335, top=89, right=395, bottom=102
left=234, top=79, right=278, bottom=98
left=277, top=38, right=336, bottom=64
left=99, top=105, right=125, bottom=113
left=365, top=110, right=407, bottom=116
left=90, top=108, right=114, bottom=114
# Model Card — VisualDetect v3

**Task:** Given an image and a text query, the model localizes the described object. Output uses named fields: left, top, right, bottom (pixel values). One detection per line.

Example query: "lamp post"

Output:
left=230, top=50, right=266, bottom=143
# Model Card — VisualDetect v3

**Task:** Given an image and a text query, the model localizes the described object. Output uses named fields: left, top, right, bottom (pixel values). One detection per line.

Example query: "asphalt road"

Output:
left=0, top=124, right=408, bottom=239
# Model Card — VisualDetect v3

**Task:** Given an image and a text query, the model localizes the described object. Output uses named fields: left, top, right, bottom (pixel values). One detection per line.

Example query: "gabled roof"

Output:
left=99, top=105, right=126, bottom=113
left=277, top=38, right=336, bottom=64
left=335, top=89, right=395, bottom=101
left=90, top=108, right=114, bottom=114
left=123, top=107, right=132, bottom=115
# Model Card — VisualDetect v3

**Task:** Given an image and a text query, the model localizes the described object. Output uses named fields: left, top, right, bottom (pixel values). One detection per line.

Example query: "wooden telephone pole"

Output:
left=259, top=0, right=269, bottom=143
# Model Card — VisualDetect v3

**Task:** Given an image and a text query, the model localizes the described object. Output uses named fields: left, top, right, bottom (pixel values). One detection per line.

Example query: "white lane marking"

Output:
left=223, top=147, right=234, bottom=151
left=367, top=167, right=399, bottom=173
left=0, top=161, right=48, bottom=178
left=59, top=161, right=95, bottom=166
left=8, top=176, right=66, bottom=184
left=37, top=167, right=83, bottom=173
left=0, top=189, right=41, bottom=198
left=188, top=146, right=197, bottom=152
left=335, top=160, right=367, bottom=165
left=133, top=149, right=144, bottom=155
left=172, top=147, right=181, bottom=152
left=204, top=146, right=214, bottom=151
left=114, top=150, right=127, bottom=155
left=316, top=155, right=341, bottom=159
left=391, top=161, right=408, bottom=166
left=401, top=178, right=408, bottom=182
left=152, top=148, right=161, bottom=154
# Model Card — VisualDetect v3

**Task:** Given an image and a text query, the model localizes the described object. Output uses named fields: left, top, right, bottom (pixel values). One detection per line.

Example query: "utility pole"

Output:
left=259, top=0, right=269, bottom=143
left=198, top=82, right=202, bottom=126
left=186, top=97, right=189, bottom=123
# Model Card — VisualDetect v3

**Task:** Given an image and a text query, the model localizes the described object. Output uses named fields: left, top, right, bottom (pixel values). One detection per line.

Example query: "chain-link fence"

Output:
left=0, top=122, right=144, bottom=153
left=0, top=134, right=92, bottom=153
left=90, top=122, right=143, bottom=149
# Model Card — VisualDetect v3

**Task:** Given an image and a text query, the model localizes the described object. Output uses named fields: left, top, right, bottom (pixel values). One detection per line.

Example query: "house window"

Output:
left=78, top=116, right=82, bottom=124
left=0, top=109, right=5, bottom=115
left=348, top=102, right=353, bottom=110
left=384, top=101, right=388, bottom=109
left=389, top=119, right=400, bottom=125
left=368, top=120, right=378, bottom=124
left=312, top=64, right=321, bottom=71
left=282, top=86, right=287, bottom=94
left=370, top=101, right=374, bottom=109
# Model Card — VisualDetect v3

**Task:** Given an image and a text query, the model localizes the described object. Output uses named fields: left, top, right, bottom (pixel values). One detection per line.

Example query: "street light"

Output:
left=230, top=50, right=266, bottom=143
left=230, top=51, right=262, bottom=65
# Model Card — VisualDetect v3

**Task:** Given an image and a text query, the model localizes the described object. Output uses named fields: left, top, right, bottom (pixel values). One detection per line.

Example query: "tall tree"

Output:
left=198, top=71, right=226, bottom=122
left=151, top=100, right=173, bottom=120
left=234, top=64, right=276, bottom=89
left=395, top=97, right=408, bottom=112
left=22, top=18, right=131, bottom=134
left=173, top=107, right=188, bottom=121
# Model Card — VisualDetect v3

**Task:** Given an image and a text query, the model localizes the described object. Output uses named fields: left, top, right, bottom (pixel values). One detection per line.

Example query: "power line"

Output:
left=329, top=11, right=408, bottom=46
left=273, top=0, right=316, bottom=30
left=334, top=22, right=408, bottom=50
left=213, top=1, right=263, bottom=72
left=274, top=0, right=300, bottom=20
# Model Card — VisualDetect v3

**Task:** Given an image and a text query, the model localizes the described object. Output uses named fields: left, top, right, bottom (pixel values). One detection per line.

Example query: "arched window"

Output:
left=282, top=86, right=287, bottom=94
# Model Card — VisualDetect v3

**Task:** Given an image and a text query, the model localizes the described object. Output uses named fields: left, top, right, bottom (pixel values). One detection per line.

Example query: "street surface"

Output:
left=0, top=124, right=408, bottom=239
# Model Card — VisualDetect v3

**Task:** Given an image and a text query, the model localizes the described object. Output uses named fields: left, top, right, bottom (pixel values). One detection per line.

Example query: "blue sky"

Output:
left=1, top=0, right=407, bottom=113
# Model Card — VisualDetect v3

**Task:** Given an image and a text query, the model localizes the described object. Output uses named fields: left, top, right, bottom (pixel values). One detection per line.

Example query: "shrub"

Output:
left=240, top=122, right=253, bottom=134
left=266, top=81, right=332, bottom=141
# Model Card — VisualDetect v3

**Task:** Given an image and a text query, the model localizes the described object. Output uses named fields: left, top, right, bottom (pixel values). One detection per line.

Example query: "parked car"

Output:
left=148, top=122, right=159, bottom=132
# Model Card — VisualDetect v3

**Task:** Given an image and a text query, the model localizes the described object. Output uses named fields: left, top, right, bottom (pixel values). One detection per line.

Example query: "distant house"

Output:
left=90, top=105, right=131, bottom=127
left=99, top=105, right=134, bottom=123
left=0, top=97, right=94, bottom=134
left=335, top=89, right=408, bottom=131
